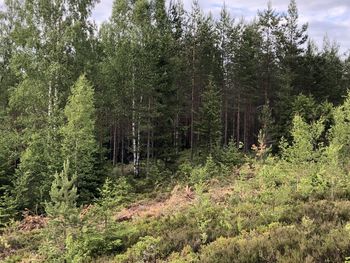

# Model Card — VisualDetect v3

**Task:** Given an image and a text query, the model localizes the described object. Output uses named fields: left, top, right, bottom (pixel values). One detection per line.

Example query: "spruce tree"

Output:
left=151, top=0, right=178, bottom=163
left=61, top=75, right=98, bottom=203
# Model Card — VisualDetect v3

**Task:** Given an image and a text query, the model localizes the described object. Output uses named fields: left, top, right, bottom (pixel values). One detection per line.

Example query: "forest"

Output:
left=1, top=0, right=350, bottom=262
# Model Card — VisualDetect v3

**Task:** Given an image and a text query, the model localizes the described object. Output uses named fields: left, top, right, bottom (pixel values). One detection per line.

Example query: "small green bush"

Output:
left=115, top=236, right=161, bottom=263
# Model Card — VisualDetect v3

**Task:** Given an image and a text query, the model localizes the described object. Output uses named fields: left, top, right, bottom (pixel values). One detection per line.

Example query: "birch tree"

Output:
left=62, top=75, right=98, bottom=203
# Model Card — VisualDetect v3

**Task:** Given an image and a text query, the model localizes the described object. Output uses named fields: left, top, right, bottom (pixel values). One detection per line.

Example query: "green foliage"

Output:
left=115, top=236, right=162, bottom=263
left=2, top=1, right=350, bottom=262
left=95, top=177, right=133, bottom=228
left=329, top=91, right=350, bottom=168
left=8, top=78, right=60, bottom=213
left=259, top=103, right=275, bottom=144
left=45, top=161, right=78, bottom=221
left=220, top=140, right=244, bottom=167
left=191, top=192, right=234, bottom=246
left=166, top=245, right=199, bottom=263
left=40, top=161, right=79, bottom=262
left=199, top=222, right=350, bottom=263
left=7, top=79, right=48, bottom=133
left=0, top=222, right=42, bottom=263
left=0, top=191, right=17, bottom=226
left=14, top=132, right=52, bottom=213
left=281, top=114, right=324, bottom=163
left=197, top=78, right=222, bottom=155
left=64, top=224, right=123, bottom=262
left=62, top=75, right=98, bottom=203
left=252, top=130, right=271, bottom=161
left=291, top=94, right=319, bottom=121
left=99, top=177, right=132, bottom=208
left=58, top=176, right=134, bottom=262
left=177, top=160, right=193, bottom=178
left=190, top=155, right=217, bottom=186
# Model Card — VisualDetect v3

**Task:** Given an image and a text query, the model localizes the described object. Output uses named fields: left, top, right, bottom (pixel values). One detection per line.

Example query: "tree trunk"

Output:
left=236, top=93, right=240, bottom=147
left=121, top=126, right=124, bottom=176
left=175, top=112, right=179, bottom=155
left=113, top=120, right=117, bottom=166
left=223, top=60, right=228, bottom=146
left=224, top=92, right=228, bottom=145
left=243, top=101, right=249, bottom=152
left=151, top=127, right=154, bottom=159
left=132, top=69, right=138, bottom=177
left=146, top=98, right=151, bottom=176
left=232, top=101, right=236, bottom=142
left=136, top=96, right=142, bottom=177
left=48, top=81, right=52, bottom=117
left=190, top=41, right=195, bottom=162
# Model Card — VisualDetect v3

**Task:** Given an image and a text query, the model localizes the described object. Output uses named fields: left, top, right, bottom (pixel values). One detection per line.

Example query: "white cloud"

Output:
left=91, top=0, right=350, bottom=54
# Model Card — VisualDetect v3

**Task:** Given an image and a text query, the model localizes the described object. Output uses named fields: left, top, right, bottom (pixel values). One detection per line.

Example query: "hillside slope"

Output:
left=2, top=158, right=350, bottom=262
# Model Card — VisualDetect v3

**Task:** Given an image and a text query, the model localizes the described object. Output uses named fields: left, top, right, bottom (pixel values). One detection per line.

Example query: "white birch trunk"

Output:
left=48, top=81, right=52, bottom=117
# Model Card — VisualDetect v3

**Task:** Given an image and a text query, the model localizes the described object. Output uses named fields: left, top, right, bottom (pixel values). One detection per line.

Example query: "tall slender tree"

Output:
left=217, top=5, right=235, bottom=145
left=61, top=75, right=98, bottom=203
left=197, top=78, right=222, bottom=155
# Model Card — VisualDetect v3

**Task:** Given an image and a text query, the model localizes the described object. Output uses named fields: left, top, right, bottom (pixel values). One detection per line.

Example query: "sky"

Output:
left=92, top=0, right=350, bottom=55
left=0, top=0, right=348, bottom=55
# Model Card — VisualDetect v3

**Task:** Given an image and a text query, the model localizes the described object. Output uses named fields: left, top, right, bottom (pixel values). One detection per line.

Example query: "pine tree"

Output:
left=275, top=1, right=308, bottom=137
left=0, top=190, right=17, bottom=226
left=217, top=5, right=235, bottom=145
left=197, top=78, right=222, bottom=155
left=281, top=0, right=308, bottom=66
left=233, top=23, right=261, bottom=149
left=45, top=161, right=78, bottom=221
left=151, top=0, right=179, bottom=163
left=43, top=160, right=79, bottom=261
left=258, top=2, right=281, bottom=104
left=168, top=0, right=187, bottom=156
left=187, top=1, right=221, bottom=159
left=61, top=75, right=98, bottom=203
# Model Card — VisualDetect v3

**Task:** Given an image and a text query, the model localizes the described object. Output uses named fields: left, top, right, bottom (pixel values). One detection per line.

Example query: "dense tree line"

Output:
left=0, top=0, right=349, bottom=220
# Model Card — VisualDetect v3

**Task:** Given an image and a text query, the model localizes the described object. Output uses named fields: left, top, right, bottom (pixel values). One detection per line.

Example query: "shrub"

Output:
left=281, top=115, right=324, bottom=164
left=65, top=225, right=123, bottom=262
left=166, top=245, right=199, bottom=263
left=115, top=236, right=161, bottom=263
left=218, top=140, right=244, bottom=167
left=190, top=155, right=218, bottom=187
